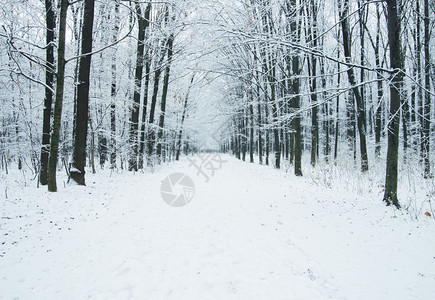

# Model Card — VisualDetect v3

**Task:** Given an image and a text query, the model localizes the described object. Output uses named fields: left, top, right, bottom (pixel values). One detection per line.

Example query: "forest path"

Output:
left=1, top=155, right=434, bottom=299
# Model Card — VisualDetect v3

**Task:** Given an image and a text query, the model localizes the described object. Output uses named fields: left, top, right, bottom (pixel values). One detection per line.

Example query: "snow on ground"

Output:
left=1, top=155, right=434, bottom=299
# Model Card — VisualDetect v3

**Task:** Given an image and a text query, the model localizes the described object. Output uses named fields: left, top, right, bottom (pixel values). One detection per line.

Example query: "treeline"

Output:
left=214, top=0, right=433, bottom=208
left=0, top=0, right=433, bottom=209
left=0, top=0, right=196, bottom=190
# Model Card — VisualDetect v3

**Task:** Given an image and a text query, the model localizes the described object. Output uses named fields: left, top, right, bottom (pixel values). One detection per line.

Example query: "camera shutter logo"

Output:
left=160, top=173, right=195, bottom=207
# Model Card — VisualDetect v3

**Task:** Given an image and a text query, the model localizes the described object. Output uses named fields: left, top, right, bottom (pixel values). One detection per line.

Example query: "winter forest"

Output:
left=1, top=0, right=435, bottom=298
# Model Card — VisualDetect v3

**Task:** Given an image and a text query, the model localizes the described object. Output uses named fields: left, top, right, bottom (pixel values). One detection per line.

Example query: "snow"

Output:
left=1, top=155, right=434, bottom=299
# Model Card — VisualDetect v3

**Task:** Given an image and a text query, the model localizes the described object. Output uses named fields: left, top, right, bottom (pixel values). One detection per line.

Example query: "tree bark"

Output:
left=40, top=0, right=55, bottom=185
left=383, top=0, right=403, bottom=208
left=70, top=0, right=95, bottom=185
left=286, top=0, right=302, bottom=176
left=339, top=0, right=369, bottom=172
left=110, top=2, right=120, bottom=169
left=128, top=3, right=150, bottom=171
left=147, top=42, right=168, bottom=165
left=422, top=0, right=431, bottom=177
left=175, top=76, right=194, bottom=161
left=47, top=0, right=68, bottom=192
left=156, top=33, right=174, bottom=160
left=374, top=3, right=383, bottom=158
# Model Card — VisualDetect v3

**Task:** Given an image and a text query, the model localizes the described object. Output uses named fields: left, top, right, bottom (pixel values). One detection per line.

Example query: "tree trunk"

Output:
left=374, top=3, right=383, bottom=158
left=422, top=0, right=431, bottom=177
left=334, top=48, right=340, bottom=160
left=110, top=2, right=119, bottom=169
left=249, top=97, right=255, bottom=163
left=128, top=3, right=150, bottom=171
left=176, top=75, right=194, bottom=161
left=70, top=0, right=95, bottom=185
left=383, top=0, right=403, bottom=208
left=156, top=33, right=174, bottom=160
left=287, top=0, right=302, bottom=176
left=47, top=0, right=68, bottom=192
left=138, top=50, right=150, bottom=169
left=40, top=0, right=55, bottom=186
left=147, top=42, right=168, bottom=165
left=339, top=0, right=369, bottom=172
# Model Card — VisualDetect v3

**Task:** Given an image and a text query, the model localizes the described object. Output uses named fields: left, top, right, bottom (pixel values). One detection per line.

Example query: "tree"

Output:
left=128, top=2, right=151, bottom=171
left=156, top=30, right=175, bottom=161
left=422, top=0, right=431, bottom=178
left=70, top=0, right=95, bottom=185
left=110, top=2, right=120, bottom=169
left=339, top=0, right=369, bottom=172
left=47, top=0, right=69, bottom=192
left=176, top=75, right=195, bottom=161
left=39, top=0, right=56, bottom=186
left=285, top=0, right=302, bottom=176
left=383, top=0, right=403, bottom=208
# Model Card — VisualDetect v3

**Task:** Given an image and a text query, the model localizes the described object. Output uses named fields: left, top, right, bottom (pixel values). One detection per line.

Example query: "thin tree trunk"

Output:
left=176, top=76, right=194, bottom=161
left=339, top=0, right=369, bottom=172
left=287, top=0, right=302, bottom=176
left=374, top=2, right=383, bottom=158
left=249, top=96, right=255, bottom=163
left=423, top=0, right=431, bottom=177
left=147, top=43, right=168, bottom=165
left=110, top=2, right=119, bottom=169
left=137, top=4, right=152, bottom=170
left=138, top=50, right=150, bottom=169
left=128, top=3, right=150, bottom=171
left=256, top=67, right=263, bottom=164
left=47, top=0, right=68, bottom=192
left=89, top=116, right=96, bottom=174
left=334, top=48, right=340, bottom=160
left=156, top=33, right=174, bottom=160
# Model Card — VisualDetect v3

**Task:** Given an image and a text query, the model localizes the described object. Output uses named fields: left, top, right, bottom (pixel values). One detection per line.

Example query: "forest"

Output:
left=0, top=0, right=433, bottom=207
left=1, top=0, right=435, bottom=298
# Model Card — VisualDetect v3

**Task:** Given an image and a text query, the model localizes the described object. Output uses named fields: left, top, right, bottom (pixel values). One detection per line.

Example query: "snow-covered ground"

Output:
left=1, top=155, right=434, bottom=299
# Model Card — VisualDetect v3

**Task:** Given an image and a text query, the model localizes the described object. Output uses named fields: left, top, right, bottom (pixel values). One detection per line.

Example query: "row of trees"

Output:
left=214, top=0, right=433, bottom=208
left=0, top=0, right=433, bottom=209
left=1, top=0, right=199, bottom=191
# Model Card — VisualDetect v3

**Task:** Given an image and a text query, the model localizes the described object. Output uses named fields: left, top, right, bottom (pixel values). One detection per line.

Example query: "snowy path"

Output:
left=1, top=155, right=435, bottom=299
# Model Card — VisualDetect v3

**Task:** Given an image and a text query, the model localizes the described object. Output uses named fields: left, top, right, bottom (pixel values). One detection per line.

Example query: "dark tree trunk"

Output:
left=40, top=0, right=55, bottom=186
left=288, top=0, right=302, bottom=176
left=128, top=3, right=150, bottom=171
left=176, top=75, right=194, bottom=161
left=306, top=0, right=319, bottom=167
left=138, top=50, right=150, bottom=169
left=270, top=66, right=280, bottom=169
left=265, top=102, right=270, bottom=166
left=383, top=0, right=403, bottom=208
left=156, top=34, right=174, bottom=160
left=374, top=3, right=383, bottom=158
left=147, top=42, right=168, bottom=165
left=340, top=0, right=369, bottom=172
left=414, top=0, right=425, bottom=162
left=110, top=2, right=120, bottom=169
left=241, top=110, right=247, bottom=162
left=70, top=0, right=95, bottom=185
left=334, top=49, right=340, bottom=160
left=249, top=98, right=255, bottom=163
left=47, top=0, right=68, bottom=192
left=137, top=5, right=152, bottom=170
left=423, top=0, right=431, bottom=177
left=256, top=69, right=263, bottom=164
